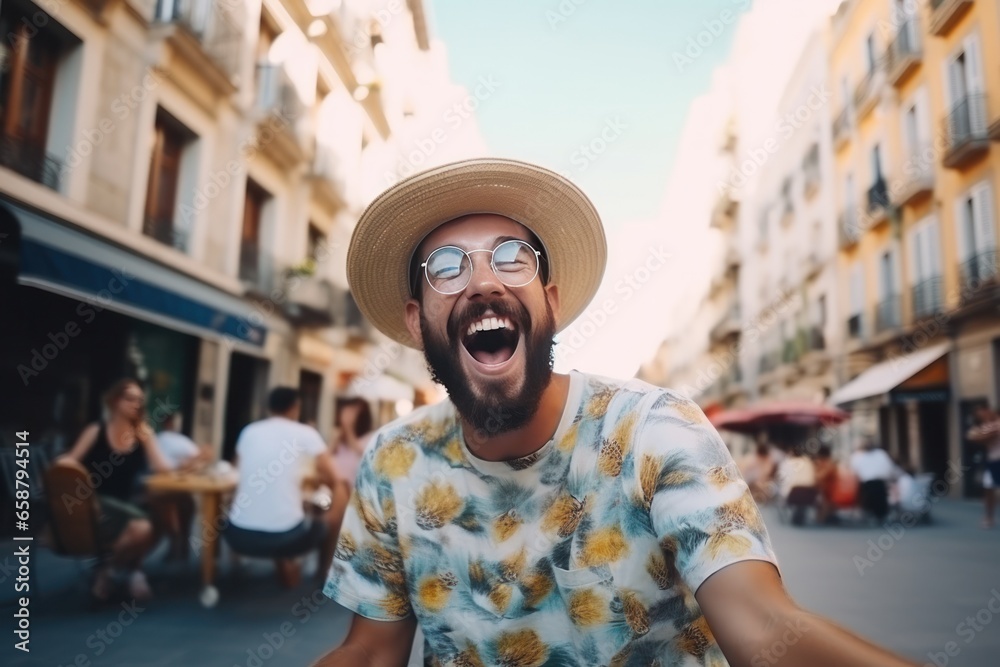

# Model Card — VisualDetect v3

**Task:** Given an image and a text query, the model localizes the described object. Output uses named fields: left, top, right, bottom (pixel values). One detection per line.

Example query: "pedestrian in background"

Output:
left=331, top=396, right=374, bottom=488
left=813, top=445, right=838, bottom=524
left=967, top=403, right=1000, bottom=529
left=738, top=440, right=781, bottom=503
left=849, top=437, right=895, bottom=523
left=60, top=378, right=173, bottom=601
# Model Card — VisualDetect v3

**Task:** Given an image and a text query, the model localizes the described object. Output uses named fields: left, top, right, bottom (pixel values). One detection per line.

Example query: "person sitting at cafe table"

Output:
left=60, top=378, right=173, bottom=602
left=150, top=411, right=211, bottom=562
left=223, top=387, right=350, bottom=586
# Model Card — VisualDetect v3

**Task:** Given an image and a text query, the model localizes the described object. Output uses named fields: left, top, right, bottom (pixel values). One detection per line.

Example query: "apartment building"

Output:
left=828, top=0, right=1000, bottom=495
left=0, top=0, right=467, bottom=459
left=739, top=31, right=842, bottom=408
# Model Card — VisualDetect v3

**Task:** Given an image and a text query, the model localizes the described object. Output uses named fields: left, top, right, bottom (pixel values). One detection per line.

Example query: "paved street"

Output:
left=3, top=500, right=998, bottom=666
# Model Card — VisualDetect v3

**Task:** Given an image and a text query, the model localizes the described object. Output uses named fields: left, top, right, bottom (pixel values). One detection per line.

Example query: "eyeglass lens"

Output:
left=425, top=240, right=539, bottom=294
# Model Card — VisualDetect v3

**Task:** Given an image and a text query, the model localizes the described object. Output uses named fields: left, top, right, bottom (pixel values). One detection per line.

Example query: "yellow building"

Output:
left=829, top=0, right=1000, bottom=496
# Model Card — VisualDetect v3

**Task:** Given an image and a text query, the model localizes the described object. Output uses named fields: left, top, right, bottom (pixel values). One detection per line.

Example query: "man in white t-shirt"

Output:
left=224, top=387, right=348, bottom=584
left=156, top=412, right=205, bottom=470
left=849, top=437, right=896, bottom=522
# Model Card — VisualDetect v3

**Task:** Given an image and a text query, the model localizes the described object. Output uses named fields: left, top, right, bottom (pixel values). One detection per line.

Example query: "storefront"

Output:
left=0, top=199, right=266, bottom=458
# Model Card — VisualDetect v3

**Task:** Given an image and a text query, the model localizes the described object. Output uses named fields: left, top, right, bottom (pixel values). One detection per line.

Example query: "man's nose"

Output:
left=464, top=250, right=506, bottom=298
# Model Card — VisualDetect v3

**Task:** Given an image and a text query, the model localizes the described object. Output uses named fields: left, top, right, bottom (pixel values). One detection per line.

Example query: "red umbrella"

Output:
left=710, top=401, right=849, bottom=434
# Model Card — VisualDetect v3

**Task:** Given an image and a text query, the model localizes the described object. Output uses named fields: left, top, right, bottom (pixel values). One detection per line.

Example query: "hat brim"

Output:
left=347, top=158, right=607, bottom=348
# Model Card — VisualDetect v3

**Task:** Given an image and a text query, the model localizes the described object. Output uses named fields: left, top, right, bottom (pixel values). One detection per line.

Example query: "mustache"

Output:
left=447, top=300, right=531, bottom=341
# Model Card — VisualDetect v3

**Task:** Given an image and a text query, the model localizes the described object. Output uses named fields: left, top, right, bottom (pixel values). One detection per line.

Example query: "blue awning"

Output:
left=11, top=202, right=266, bottom=347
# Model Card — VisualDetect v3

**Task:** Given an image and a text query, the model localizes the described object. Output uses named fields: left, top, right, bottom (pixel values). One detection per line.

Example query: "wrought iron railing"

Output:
left=847, top=313, right=864, bottom=339
left=959, top=248, right=999, bottom=293
left=875, top=294, right=902, bottom=332
left=867, top=178, right=890, bottom=213
left=0, top=135, right=62, bottom=191
left=943, top=93, right=988, bottom=152
left=912, top=276, right=944, bottom=318
left=885, top=20, right=921, bottom=74
left=154, top=0, right=243, bottom=80
left=142, top=216, right=189, bottom=251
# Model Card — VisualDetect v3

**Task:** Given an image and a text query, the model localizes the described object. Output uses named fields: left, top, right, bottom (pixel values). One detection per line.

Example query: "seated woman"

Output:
left=60, top=378, right=173, bottom=601
left=813, top=445, right=839, bottom=524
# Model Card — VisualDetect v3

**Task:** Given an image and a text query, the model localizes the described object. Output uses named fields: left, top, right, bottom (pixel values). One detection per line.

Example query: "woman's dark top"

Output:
left=82, top=422, right=148, bottom=501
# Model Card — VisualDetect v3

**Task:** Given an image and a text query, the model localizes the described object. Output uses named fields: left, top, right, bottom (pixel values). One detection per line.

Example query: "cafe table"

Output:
left=145, top=470, right=238, bottom=607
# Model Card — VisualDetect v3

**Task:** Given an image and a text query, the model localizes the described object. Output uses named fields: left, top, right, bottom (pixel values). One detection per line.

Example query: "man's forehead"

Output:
left=418, top=214, right=533, bottom=250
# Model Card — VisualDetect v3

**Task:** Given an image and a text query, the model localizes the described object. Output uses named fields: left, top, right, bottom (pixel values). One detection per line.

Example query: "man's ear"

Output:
left=544, top=282, right=561, bottom=329
left=404, top=299, right=425, bottom=350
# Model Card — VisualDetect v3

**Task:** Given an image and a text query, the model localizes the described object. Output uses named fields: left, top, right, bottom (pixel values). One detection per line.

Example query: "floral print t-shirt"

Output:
left=325, top=372, right=778, bottom=666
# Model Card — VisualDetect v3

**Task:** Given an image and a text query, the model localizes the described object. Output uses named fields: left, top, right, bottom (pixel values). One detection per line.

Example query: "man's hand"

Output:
left=312, top=614, right=417, bottom=667
left=696, top=560, right=918, bottom=667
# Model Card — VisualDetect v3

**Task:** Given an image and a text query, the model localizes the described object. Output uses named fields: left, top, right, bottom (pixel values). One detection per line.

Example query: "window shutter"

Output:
left=908, top=225, right=922, bottom=285
left=973, top=181, right=997, bottom=253
left=928, top=215, right=942, bottom=278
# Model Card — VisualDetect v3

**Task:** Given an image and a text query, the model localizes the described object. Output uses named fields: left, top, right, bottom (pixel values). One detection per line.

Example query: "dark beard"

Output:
left=420, top=299, right=556, bottom=439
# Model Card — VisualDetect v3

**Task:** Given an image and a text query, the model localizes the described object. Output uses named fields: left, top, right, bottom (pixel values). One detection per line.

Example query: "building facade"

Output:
left=0, top=0, right=475, bottom=460
left=828, top=0, right=1000, bottom=496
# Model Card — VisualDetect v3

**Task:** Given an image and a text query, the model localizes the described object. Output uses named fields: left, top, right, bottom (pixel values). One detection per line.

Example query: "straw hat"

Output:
left=347, top=158, right=607, bottom=348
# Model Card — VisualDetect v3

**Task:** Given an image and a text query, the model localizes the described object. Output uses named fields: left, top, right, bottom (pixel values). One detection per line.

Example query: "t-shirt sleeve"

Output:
left=635, top=391, right=779, bottom=595
left=302, top=426, right=327, bottom=456
left=324, top=439, right=411, bottom=621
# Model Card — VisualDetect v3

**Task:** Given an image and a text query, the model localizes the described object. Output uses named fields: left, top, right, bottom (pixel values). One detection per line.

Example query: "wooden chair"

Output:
left=42, top=459, right=109, bottom=588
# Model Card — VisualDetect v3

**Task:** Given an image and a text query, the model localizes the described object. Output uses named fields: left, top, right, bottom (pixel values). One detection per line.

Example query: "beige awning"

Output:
left=829, top=342, right=951, bottom=406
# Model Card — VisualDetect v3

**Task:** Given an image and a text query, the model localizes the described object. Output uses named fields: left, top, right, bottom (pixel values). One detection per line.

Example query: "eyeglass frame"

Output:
left=410, top=238, right=547, bottom=297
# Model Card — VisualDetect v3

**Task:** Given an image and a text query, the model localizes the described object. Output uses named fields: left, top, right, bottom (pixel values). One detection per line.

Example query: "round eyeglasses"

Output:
left=419, top=239, right=542, bottom=295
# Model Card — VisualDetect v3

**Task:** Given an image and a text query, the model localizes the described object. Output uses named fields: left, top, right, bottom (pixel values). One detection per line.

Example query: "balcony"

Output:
left=912, top=276, right=944, bottom=319
left=854, top=67, right=881, bottom=119
left=142, top=216, right=189, bottom=252
left=866, top=179, right=891, bottom=222
left=711, top=189, right=739, bottom=229
left=839, top=209, right=860, bottom=249
left=895, top=151, right=935, bottom=207
left=928, top=0, right=974, bottom=36
left=942, top=94, right=989, bottom=169
left=285, top=263, right=336, bottom=327
left=238, top=243, right=280, bottom=297
left=308, top=144, right=347, bottom=210
left=152, top=0, right=243, bottom=93
left=0, top=135, right=62, bottom=191
left=254, top=63, right=310, bottom=168
left=885, top=21, right=922, bottom=87
left=846, top=312, right=865, bottom=340
left=833, top=107, right=851, bottom=149
left=875, top=294, right=902, bottom=333
left=710, top=306, right=741, bottom=345
left=958, top=249, right=999, bottom=298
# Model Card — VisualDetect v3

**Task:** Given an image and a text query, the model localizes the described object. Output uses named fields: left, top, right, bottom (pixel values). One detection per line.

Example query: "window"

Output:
left=871, top=143, right=883, bottom=182
left=864, top=32, right=877, bottom=74
left=878, top=247, right=899, bottom=299
left=239, top=180, right=271, bottom=284
left=815, top=295, right=827, bottom=328
left=803, top=144, right=820, bottom=193
left=143, top=110, right=194, bottom=250
left=0, top=2, right=65, bottom=188
left=849, top=262, right=864, bottom=316
left=781, top=177, right=794, bottom=217
left=956, top=181, right=997, bottom=260
left=307, top=223, right=326, bottom=264
left=945, top=33, right=985, bottom=138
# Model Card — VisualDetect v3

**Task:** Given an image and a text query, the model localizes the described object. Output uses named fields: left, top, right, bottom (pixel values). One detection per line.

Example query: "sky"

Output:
left=426, top=0, right=752, bottom=228
left=424, top=0, right=754, bottom=378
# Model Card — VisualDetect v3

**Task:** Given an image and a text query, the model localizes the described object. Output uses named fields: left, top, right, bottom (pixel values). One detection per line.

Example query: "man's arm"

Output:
left=696, top=560, right=918, bottom=667
left=312, top=614, right=417, bottom=667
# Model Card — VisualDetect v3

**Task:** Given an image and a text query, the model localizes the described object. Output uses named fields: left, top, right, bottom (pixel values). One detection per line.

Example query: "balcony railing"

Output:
left=942, top=93, right=989, bottom=169
left=839, top=209, right=860, bottom=248
left=256, top=63, right=304, bottom=122
left=239, top=242, right=280, bottom=294
left=959, top=248, right=999, bottom=295
left=885, top=20, right=922, bottom=86
left=833, top=107, right=851, bottom=147
left=854, top=67, right=880, bottom=117
left=142, top=216, right=189, bottom=252
left=866, top=178, right=890, bottom=216
left=805, top=325, right=826, bottom=352
left=847, top=312, right=865, bottom=339
left=912, top=276, right=944, bottom=319
left=0, top=135, right=62, bottom=191
left=896, top=150, right=935, bottom=206
left=154, top=0, right=242, bottom=81
left=875, top=294, right=902, bottom=332
left=929, top=0, right=974, bottom=36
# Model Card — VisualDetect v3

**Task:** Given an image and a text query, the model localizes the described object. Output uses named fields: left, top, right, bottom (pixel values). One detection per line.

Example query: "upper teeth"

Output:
left=467, top=317, right=513, bottom=336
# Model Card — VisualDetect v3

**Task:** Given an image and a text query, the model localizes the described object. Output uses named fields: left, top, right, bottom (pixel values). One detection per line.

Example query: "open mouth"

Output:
left=461, top=315, right=520, bottom=367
